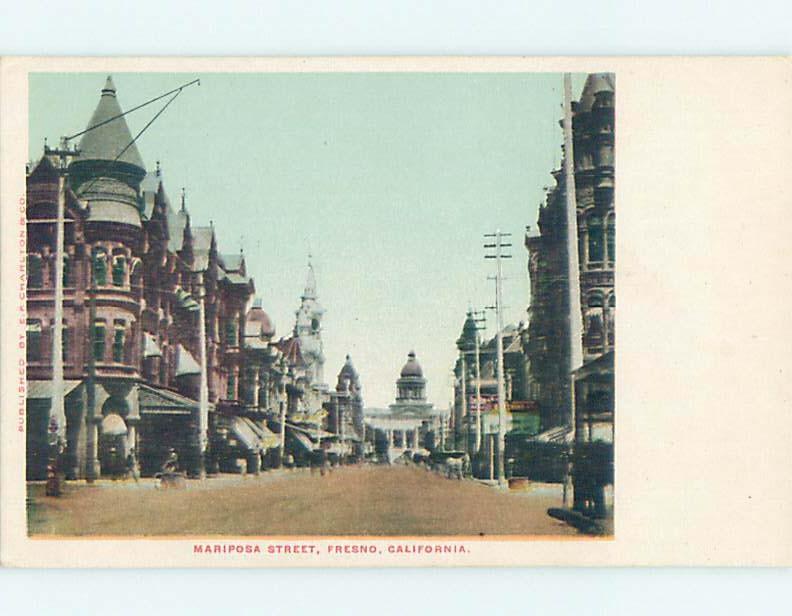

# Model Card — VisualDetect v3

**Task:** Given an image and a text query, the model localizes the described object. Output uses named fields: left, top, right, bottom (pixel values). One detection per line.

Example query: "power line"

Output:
left=65, top=78, right=200, bottom=141
left=76, top=89, right=185, bottom=199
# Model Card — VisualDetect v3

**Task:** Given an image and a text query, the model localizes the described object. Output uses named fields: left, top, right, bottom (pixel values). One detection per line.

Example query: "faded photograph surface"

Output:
left=24, top=71, right=614, bottom=538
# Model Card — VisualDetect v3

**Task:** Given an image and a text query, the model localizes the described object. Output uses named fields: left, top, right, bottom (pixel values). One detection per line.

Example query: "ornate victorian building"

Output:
left=523, top=73, right=615, bottom=432
left=26, top=77, right=283, bottom=480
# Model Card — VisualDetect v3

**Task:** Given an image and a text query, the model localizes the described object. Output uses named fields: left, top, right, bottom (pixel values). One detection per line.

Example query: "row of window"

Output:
left=579, top=215, right=616, bottom=264
left=26, top=250, right=134, bottom=289
left=26, top=319, right=127, bottom=364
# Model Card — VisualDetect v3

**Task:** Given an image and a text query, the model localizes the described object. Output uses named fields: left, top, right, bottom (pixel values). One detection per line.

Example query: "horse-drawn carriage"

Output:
left=429, top=450, right=470, bottom=479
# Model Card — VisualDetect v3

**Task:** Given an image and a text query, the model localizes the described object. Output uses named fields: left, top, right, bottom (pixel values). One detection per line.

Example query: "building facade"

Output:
left=523, top=73, right=615, bottom=432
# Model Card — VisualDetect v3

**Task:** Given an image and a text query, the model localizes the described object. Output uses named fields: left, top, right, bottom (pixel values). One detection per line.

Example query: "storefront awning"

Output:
left=139, top=384, right=199, bottom=415
left=530, top=425, right=572, bottom=444
left=241, top=417, right=280, bottom=450
left=229, top=417, right=260, bottom=451
left=27, top=380, right=82, bottom=400
left=289, top=430, right=315, bottom=452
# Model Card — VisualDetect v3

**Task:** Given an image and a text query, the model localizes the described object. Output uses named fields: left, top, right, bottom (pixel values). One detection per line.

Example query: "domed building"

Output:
left=364, top=351, right=449, bottom=460
left=395, top=351, right=428, bottom=402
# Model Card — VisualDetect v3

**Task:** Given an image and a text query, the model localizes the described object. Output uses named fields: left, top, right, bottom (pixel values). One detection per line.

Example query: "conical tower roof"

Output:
left=577, top=73, right=615, bottom=113
left=77, top=76, right=146, bottom=171
left=457, top=310, right=478, bottom=351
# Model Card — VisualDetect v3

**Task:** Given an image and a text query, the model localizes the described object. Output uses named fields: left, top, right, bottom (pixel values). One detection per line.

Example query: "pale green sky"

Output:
left=29, top=72, right=586, bottom=408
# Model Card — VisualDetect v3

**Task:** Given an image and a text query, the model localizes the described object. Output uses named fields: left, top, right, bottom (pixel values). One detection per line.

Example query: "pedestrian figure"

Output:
left=126, top=448, right=139, bottom=484
left=162, top=448, right=179, bottom=473
left=320, top=448, right=329, bottom=477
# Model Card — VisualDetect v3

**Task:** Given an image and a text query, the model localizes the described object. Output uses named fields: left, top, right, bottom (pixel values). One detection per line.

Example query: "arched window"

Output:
left=129, top=259, right=142, bottom=288
left=585, top=311, right=604, bottom=346
left=608, top=294, right=615, bottom=308
left=27, top=254, right=43, bottom=289
left=112, top=256, right=126, bottom=287
left=92, top=247, right=107, bottom=286
left=587, top=215, right=604, bottom=262
left=606, top=216, right=615, bottom=262
left=587, top=292, right=604, bottom=308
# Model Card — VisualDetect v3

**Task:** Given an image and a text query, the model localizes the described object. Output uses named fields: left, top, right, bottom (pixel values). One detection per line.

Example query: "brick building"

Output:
left=25, top=76, right=283, bottom=480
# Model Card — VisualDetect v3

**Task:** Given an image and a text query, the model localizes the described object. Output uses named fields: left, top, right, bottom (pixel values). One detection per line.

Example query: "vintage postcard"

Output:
left=1, top=57, right=790, bottom=567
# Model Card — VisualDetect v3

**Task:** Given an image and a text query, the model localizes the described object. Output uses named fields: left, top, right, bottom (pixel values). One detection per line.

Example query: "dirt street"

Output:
left=28, top=465, right=577, bottom=537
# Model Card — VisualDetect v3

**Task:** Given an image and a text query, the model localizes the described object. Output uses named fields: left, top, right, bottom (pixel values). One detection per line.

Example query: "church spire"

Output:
left=303, top=256, right=317, bottom=300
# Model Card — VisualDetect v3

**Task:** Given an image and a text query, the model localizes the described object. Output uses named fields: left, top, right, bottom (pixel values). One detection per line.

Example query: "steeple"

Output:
left=303, top=257, right=317, bottom=300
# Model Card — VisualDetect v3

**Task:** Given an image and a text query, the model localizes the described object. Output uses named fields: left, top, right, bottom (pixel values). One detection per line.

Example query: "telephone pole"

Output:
left=562, top=72, right=585, bottom=507
left=472, top=309, right=486, bottom=455
left=197, top=274, right=209, bottom=479
left=485, top=230, right=512, bottom=488
left=44, top=138, right=77, bottom=495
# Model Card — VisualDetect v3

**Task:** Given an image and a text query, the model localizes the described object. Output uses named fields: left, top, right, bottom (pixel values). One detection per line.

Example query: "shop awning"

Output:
left=287, top=422, right=334, bottom=440
left=530, top=425, right=573, bottom=444
left=27, top=380, right=82, bottom=400
left=241, top=417, right=280, bottom=450
left=139, top=383, right=199, bottom=415
left=289, top=430, right=315, bottom=453
left=229, top=416, right=261, bottom=451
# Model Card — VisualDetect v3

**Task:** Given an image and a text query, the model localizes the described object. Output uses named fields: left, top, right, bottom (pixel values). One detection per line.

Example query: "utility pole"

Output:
left=472, top=309, right=486, bottom=455
left=459, top=353, right=467, bottom=452
left=562, top=73, right=585, bottom=508
left=44, top=138, right=74, bottom=495
left=485, top=230, right=512, bottom=488
left=197, top=274, right=209, bottom=479
left=279, top=365, right=288, bottom=468
left=86, top=274, right=99, bottom=483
